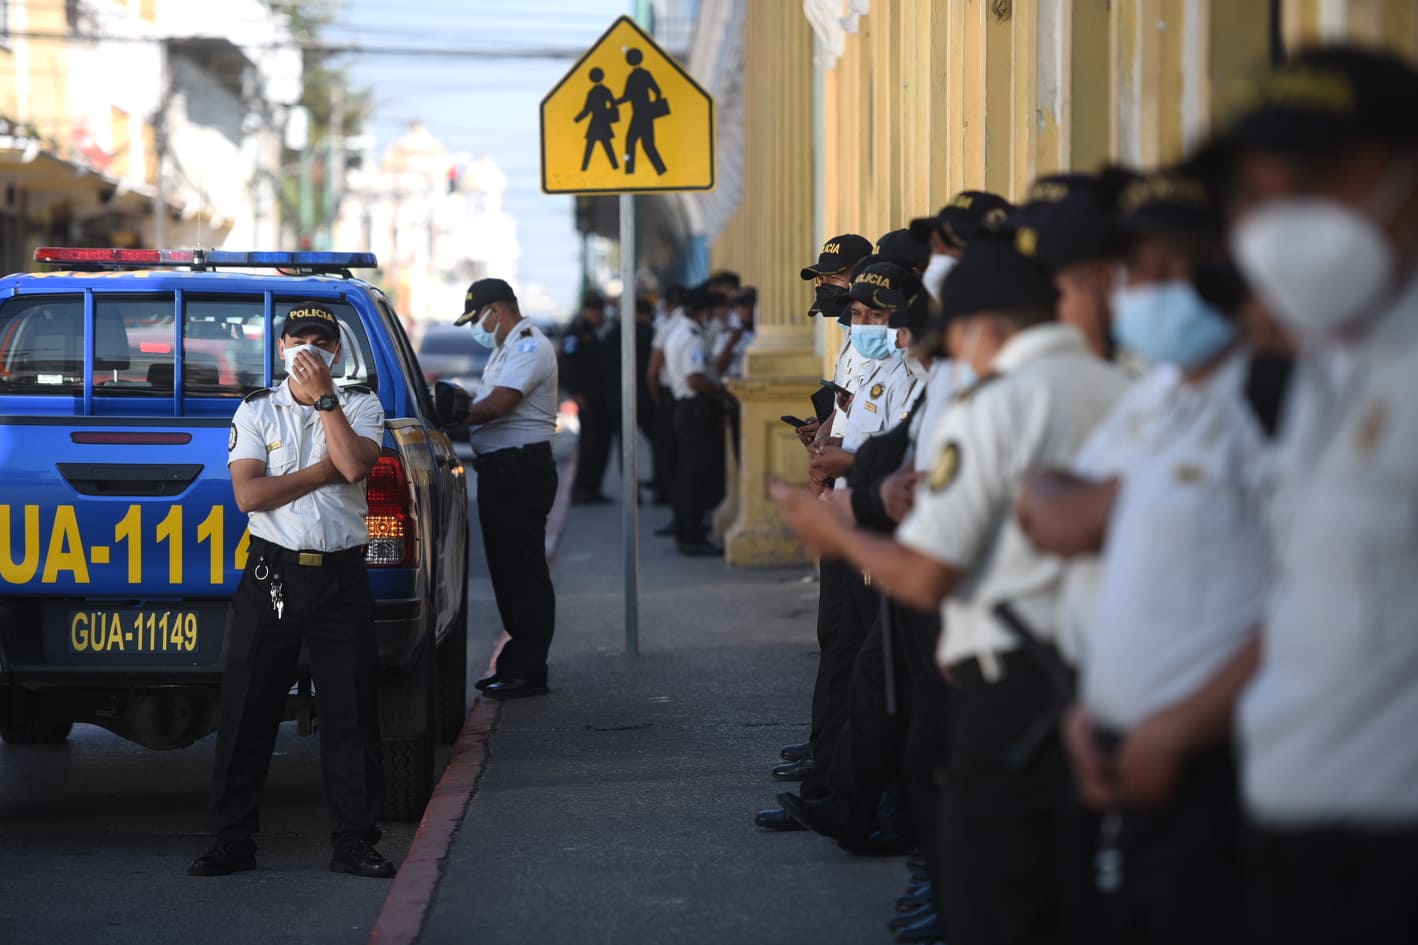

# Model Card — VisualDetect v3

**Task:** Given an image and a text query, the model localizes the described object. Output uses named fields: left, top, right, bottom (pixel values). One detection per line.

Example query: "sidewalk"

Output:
left=415, top=489, right=905, bottom=944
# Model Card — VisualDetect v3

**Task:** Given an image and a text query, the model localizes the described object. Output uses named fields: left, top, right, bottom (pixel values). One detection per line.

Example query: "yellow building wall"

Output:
left=714, top=0, right=1418, bottom=566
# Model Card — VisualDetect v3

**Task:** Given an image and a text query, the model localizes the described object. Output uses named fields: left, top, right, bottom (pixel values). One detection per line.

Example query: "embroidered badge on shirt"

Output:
left=864, top=401, right=877, bottom=413
left=870, top=383, right=885, bottom=399
left=228, top=424, right=238, bottom=451
left=1173, top=464, right=1205, bottom=483
left=930, top=441, right=961, bottom=491
left=266, top=441, right=282, bottom=453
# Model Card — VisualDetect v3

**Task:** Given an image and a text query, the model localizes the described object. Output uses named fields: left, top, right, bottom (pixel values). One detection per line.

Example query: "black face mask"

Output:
left=809, top=283, right=849, bottom=319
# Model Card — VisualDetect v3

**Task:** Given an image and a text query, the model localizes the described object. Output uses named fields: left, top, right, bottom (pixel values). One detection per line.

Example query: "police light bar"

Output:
left=34, top=248, right=379, bottom=269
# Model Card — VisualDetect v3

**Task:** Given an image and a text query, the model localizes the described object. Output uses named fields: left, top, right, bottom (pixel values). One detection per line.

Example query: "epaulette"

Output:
left=241, top=387, right=274, bottom=403
left=952, top=372, right=1000, bottom=403
left=343, top=385, right=373, bottom=396
left=519, top=326, right=533, bottom=338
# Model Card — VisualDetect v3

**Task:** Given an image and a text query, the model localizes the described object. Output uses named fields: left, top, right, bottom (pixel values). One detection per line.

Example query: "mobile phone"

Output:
left=780, top=415, right=810, bottom=428
left=819, top=379, right=852, bottom=397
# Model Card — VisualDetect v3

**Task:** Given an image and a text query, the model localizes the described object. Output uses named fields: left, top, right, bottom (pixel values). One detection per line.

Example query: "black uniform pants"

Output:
left=672, top=395, right=723, bottom=546
left=1248, top=823, right=1418, bottom=945
left=652, top=388, right=678, bottom=504
left=937, top=652, right=1069, bottom=945
left=1085, top=741, right=1244, bottom=945
left=802, top=565, right=877, bottom=796
left=572, top=400, right=615, bottom=498
left=476, top=442, right=558, bottom=680
left=208, top=540, right=382, bottom=848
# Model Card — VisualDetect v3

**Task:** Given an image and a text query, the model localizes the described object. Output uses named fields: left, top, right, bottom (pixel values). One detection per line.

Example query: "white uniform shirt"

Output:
left=714, top=325, right=754, bottom=379
left=911, top=360, right=971, bottom=474
left=834, top=355, right=925, bottom=490
left=895, top=324, right=1127, bottom=670
left=469, top=321, right=558, bottom=454
left=664, top=319, right=710, bottom=401
left=227, top=382, right=385, bottom=552
left=829, top=330, right=865, bottom=433
left=652, top=308, right=691, bottom=387
left=1080, top=355, right=1269, bottom=731
left=1239, top=276, right=1418, bottom=825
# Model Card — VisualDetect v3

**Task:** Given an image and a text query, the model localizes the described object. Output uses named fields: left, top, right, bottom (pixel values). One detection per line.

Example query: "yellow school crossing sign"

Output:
left=540, top=16, right=715, bottom=194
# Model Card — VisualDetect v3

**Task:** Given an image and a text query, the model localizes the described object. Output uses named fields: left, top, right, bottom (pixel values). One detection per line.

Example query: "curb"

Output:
left=368, top=449, right=576, bottom=945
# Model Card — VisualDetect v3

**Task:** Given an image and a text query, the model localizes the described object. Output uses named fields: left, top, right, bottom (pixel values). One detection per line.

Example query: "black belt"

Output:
left=248, top=536, right=365, bottom=568
left=471, top=440, right=552, bottom=474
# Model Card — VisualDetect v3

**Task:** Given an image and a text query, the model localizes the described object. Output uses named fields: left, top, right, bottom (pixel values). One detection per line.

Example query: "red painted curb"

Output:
left=369, top=449, right=575, bottom=945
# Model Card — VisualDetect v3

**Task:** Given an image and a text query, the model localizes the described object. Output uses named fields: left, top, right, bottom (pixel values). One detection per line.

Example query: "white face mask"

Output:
left=283, top=342, right=336, bottom=374
left=1231, top=158, right=1415, bottom=339
left=922, top=254, right=957, bottom=302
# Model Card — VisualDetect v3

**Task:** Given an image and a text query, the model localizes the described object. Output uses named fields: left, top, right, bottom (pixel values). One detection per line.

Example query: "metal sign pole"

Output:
left=619, top=192, right=640, bottom=656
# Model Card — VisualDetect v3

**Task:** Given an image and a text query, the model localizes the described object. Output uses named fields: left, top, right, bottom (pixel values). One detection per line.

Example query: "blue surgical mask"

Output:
left=850, top=324, right=895, bottom=360
left=470, top=308, right=500, bottom=349
left=1112, top=281, right=1236, bottom=369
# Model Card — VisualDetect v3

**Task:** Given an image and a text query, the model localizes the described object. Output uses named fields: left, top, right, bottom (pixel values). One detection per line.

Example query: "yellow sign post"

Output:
left=540, top=16, right=715, bottom=194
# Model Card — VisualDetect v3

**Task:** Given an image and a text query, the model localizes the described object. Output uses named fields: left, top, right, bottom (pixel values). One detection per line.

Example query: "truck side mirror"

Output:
left=432, top=380, right=473, bottom=428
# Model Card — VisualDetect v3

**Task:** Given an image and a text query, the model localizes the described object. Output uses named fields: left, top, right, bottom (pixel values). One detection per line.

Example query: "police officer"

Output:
left=455, top=278, right=560, bottom=699
left=774, top=239, right=1127, bottom=944
left=794, top=233, right=874, bottom=449
left=908, top=190, right=1014, bottom=300
left=563, top=290, right=617, bottom=504
left=191, top=301, right=393, bottom=879
left=662, top=283, right=732, bottom=556
left=1197, top=47, right=1418, bottom=945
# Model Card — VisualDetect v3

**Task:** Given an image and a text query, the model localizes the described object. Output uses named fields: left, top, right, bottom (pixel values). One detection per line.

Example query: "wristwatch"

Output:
left=314, top=393, right=339, bottom=412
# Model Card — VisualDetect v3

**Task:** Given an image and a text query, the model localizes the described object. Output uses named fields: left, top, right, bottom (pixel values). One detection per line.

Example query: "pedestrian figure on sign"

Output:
left=616, top=47, right=668, bottom=175
left=574, top=67, right=620, bottom=172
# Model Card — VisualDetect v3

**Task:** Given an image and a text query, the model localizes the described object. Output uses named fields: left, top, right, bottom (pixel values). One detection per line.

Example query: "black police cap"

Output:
left=687, top=283, right=728, bottom=313
left=731, top=286, right=758, bottom=307
left=455, top=277, right=517, bottom=324
left=282, top=301, right=340, bottom=341
left=937, top=238, right=1059, bottom=324
left=1001, top=174, right=1119, bottom=273
left=888, top=284, right=932, bottom=334
left=875, top=228, right=930, bottom=269
left=1112, top=168, right=1222, bottom=247
left=800, top=233, right=874, bottom=280
left=1192, top=45, right=1418, bottom=174
left=847, top=261, right=919, bottom=312
left=908, top=191, right=1014, bottom=249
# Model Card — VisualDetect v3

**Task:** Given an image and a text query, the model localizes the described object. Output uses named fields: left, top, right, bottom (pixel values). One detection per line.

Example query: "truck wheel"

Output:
left=379, top=642, right=436, bottom=822
left=0, top=694, right=74, bottom=745
left=435, top=596, right=469, bottom=744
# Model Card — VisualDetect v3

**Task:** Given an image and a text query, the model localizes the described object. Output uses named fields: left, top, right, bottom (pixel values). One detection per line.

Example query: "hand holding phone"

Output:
left=780, top=415, right=810, bottom=428
left=819, top=378, right=851, bottom=397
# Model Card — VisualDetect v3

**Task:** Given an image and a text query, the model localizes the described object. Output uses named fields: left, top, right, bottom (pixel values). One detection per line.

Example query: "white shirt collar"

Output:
left=991, top=323, right=1090, bottom=374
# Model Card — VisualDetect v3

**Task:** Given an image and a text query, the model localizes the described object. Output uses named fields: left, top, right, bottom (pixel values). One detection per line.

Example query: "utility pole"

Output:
left=153, top=41, right=169, bottom=248
left=322, top=87, right=344, bottom=250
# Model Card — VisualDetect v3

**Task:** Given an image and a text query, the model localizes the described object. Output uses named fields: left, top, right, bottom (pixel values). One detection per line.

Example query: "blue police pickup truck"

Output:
left=0, top=248, right=473, bottom=821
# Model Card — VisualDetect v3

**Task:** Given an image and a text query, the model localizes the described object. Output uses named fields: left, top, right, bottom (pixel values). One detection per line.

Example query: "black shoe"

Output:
left=653, top=522, right=676, bottom=537
left=482, top=677, right=549, bottom=700
left=771, top=755, right=817, bottom=781
left=188, top=839, right=256, bottom=876
left=896, top=880, right=933, bottom=913
left=780, top=740, right=813, bottom=763
left=474, top=673, right=499, bottom=692
left=861, top=826, right=915, bottom=857
left=677, top=542, right=723, bottom=557
left=894, top=912, right=943, bottom=943
left=753, top=807, right=808, bottom=831
left=889, top=902, right=935, bottom=931
left=571, top=491, right=612, bottom=505
left=778, top=791, right=855, bottom=844
left=329, top=840, right=396, bottom=879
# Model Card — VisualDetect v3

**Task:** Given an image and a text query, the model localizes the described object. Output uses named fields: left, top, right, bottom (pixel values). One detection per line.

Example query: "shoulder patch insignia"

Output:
left=228, top=424, right=238, bottom=452
left=870, top=383, right=885, bottom=399
left=929, top=441, right=961, bottom=492
left=518, top=340, right=537, bottom=354
left=563, top=336, right=579, bottom=354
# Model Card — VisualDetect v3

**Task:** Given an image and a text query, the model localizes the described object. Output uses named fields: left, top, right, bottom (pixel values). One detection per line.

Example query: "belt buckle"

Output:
left=298, top=552, right=323, bottom=567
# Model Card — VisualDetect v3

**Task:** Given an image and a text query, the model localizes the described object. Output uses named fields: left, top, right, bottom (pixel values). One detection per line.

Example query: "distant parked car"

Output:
left=417, top=324, right=489, bottom=391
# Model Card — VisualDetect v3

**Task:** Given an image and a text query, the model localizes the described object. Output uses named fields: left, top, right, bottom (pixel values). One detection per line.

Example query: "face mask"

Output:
left=470, top=308, right=500, bottom=348
left=283, top=342, right=336, bottom=374
left=1231, top=158, right=1414, bottom=339
left=951, top=359, right=979, bottom=391
left=1111, top=281, right=1236, bottom=369
left=850, top=324, right=895, bottom=360
left=922, top=254, right=957, bottom=302
left=810, top=283, right=849, bottom=318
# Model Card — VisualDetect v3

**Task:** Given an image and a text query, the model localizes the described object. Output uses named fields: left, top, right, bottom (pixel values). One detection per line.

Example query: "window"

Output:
left=0, top=295, right=86, bottom=394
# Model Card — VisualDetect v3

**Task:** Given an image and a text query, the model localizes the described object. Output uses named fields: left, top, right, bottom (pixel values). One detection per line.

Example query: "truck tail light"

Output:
left=365, top=449, right=417, bottom=567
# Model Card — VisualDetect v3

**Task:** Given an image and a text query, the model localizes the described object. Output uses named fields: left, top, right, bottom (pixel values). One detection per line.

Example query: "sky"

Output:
left=327, top=0, right=633, bottom=316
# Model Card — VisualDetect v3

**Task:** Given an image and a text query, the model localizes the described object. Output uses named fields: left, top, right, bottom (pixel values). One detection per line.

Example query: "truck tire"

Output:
left=435, top=595, right=469, bottom=744
left=0, top=692, right=74, bottom=745
left=379, top=642, right=436, bottom=822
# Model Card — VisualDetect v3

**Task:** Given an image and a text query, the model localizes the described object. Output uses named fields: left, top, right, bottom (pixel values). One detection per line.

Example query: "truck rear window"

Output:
left=0, top=294, right=377, bottom=397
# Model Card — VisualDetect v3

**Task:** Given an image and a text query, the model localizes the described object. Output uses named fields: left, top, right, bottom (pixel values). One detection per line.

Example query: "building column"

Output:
left=713, top=1, right=817, bottom=567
